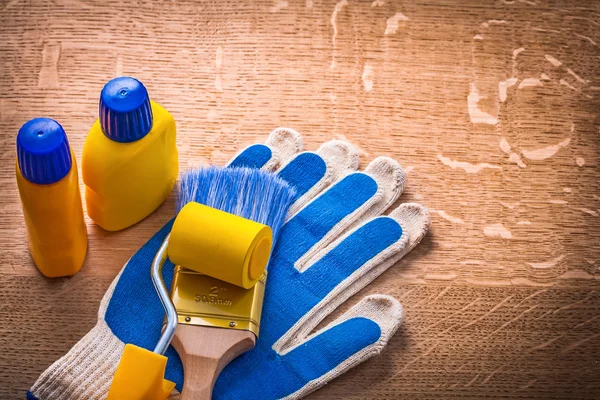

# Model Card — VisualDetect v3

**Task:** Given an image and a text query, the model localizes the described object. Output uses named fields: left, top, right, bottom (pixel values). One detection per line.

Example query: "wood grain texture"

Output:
left=0, top=0, right=599, bottom=399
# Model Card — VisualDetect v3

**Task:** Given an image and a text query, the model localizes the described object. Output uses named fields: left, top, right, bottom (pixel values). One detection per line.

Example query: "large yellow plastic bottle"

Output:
left=82, top=77, right=178, bottom=231
left=16, top=118, right=88, bottom=277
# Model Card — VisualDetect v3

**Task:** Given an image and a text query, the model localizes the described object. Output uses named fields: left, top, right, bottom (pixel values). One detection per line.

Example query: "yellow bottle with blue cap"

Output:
left=82, top=77, right=178, bottom=231
left=16, top=118, right=88, bottom=277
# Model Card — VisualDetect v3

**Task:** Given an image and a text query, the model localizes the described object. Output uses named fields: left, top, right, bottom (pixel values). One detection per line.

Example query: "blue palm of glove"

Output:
left=104, top=143, right=408, bottom=399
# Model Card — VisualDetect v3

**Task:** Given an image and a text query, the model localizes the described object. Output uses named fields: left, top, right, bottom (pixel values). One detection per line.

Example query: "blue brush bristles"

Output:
left=177, top=166, right=296, bottom=241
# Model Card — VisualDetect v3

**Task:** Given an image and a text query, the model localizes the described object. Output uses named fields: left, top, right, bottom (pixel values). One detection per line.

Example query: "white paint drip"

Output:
left=468, top=83, right=498, bottom=124
left=517, top=221, right=532, bottom=225
left=540, top=73, right=551, bottom=81
left=330, top=0, right=348, bottom=69
left=510, top=153, right=526, bottom=168
left=566, top=68, right=586, bottom=84
left=499, top=77, right=518, bottom=102
left=362, top=64, right=374, bottom=92
left=484, top=223, right=512, bottom=239
left=570, top=123, right=575, bottom=132
left=574, top=33, right=597, bottom=46
left=438, top=154, right=502, bottom=173
left=521, top=138, right=571, bottom=161
left=527, top=255, right=565, bottom=269
left=560, top=79, right=577, bottom=91
left=576, top=157, right=585, bottom=167
left=518, top=78, right=542, bottom=89
left=500, top=137, right=511, bottom=153
left=270, top=0, right=288, bottom=13
left=518, top=0, right=537, bottom=5
left=577, top=208, right=598, bottom=217
left=563, top=187, right=572, bottom=193
left=371, top=0, right=384, bottom=6
left=473, top=34, right=484, bottom=40
left=545, top=54, right=562, bottom=67
left=385, top=12, right=409, bottom=35
left=437, top=210, right=465, bottom=224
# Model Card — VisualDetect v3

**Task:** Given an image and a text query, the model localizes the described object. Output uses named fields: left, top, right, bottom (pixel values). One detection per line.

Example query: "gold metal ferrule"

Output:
left=170, top=266, right=266, bottom=337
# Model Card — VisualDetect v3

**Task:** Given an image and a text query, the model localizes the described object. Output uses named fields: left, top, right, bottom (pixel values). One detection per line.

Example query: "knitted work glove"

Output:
left=28, top=128, right=429, bottom=400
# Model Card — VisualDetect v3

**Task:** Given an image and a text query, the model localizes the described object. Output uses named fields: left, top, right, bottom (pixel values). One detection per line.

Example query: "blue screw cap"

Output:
left=99, top=76, right=153, bottom=143
left=17, top=118, right=72, bottom=185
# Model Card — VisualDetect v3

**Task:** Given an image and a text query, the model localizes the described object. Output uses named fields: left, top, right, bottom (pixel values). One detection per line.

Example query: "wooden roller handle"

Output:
left=171, top=324, right=256, bottom=400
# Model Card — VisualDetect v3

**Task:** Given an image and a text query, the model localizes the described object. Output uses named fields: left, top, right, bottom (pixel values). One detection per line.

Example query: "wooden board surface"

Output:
left=1, top=0, right=599, bottom=398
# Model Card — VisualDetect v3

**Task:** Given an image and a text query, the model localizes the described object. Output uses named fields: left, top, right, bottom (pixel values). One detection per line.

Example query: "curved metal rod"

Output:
left=151, top=233, right=178, bottom=355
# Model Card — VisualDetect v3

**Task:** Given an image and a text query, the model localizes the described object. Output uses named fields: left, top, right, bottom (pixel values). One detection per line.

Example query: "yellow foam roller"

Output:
left=168, top=202, right=273, bottom=289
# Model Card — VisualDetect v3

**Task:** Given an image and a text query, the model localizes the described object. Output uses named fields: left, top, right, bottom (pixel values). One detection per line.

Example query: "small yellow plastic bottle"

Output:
left=16, top=118, right=88, bottom=277
left=82, top=77, right=178, bottom=231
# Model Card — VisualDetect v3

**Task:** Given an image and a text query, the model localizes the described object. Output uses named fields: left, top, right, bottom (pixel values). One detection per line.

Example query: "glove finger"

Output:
left=227, top=127, right=303, bottom=171
left=279, top=295, right=403, bottom=399
left=275, top=203, right=429, bottom=348
left=286, top=140, right=360, bottom=216
left=293, top=157, right=405, bottom=269
left=273, top=172, right=380, bottom=265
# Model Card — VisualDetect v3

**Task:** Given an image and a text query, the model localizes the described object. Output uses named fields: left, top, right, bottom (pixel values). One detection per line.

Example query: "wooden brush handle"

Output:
left=171, top=324, right=256, bottom=400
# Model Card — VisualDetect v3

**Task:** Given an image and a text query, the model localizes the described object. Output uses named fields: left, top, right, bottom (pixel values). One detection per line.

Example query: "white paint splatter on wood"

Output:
left=385, top=12, right=409, bottom=35
left=500, top=137, right=511, bottom=153
left=437, top=210, right=465, bottom=224
left=518, top=78, right=542, bottom=89
left=512, top=47, right=525, bottom=59
left=330, top=0, right=348, bottom=69
left=484, top=223, right=512, bottom=239
left=38, top=42, right=61, bottom=88
left=501, top=201, right=520, bottom=209
left=306, top=0, right=313, bottom=8
left=499, top=77, right=518, bottom=102
left=560, top=270, right=594, bottom=280
left=563, top=187, right=572, bottom=193
left=566, top=68, right=586, bottom=84
left=510, top=153, right=526, bottom=168
left=517, top=221, right=532, bottom=225
left=473, top=34, right=484, bottom=40
left=549, top=199, right=568, bottom=204
left=560, top=79, right=577, bottom=91
left=371, top=0, right=384, bottom=6
left=576, top=157, right=585, bottom=167
left=362, top=64, right=374, bottom=91
left=577, top=208, right=598, bottom=217
left=545, top=54, right=562, bottom=67
left=438, top=154, right=502, bottom=173
left=270, top=0, right=288, bottom=13
left=468, top=83, right=498, bottom=124
left=574, top=33, right=597, bottom=46
left=521, top=138, right=570, bottom=161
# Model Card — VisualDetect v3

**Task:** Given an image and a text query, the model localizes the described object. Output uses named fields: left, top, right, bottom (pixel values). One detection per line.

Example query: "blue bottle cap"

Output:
left=99, top=76, right=153, bottom=143
left=17, top=118, right=72, bottom=185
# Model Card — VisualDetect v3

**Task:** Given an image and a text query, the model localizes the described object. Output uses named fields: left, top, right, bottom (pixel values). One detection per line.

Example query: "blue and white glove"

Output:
left=29, top=128, right=430, bottom=400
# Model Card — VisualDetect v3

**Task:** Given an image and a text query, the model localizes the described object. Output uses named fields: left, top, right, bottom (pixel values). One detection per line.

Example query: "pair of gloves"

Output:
left=28, top=128, right=430, bottom=400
